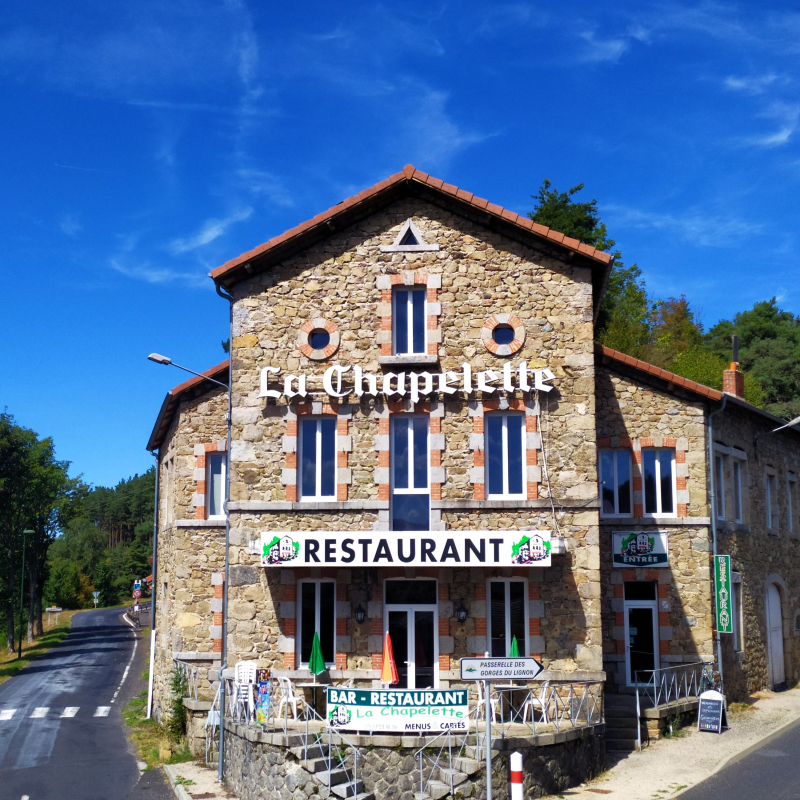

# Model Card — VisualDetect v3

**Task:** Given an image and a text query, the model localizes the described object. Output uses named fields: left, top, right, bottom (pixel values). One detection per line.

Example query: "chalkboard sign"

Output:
left=697, top=689, right=727, bottom=734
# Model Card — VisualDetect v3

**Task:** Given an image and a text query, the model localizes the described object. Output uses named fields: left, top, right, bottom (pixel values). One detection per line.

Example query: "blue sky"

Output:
left=1, top=1, right=798, bottom=488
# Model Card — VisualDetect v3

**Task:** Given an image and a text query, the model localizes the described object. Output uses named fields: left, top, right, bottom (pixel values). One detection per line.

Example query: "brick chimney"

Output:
left=723, top=335, right=745, bottom=398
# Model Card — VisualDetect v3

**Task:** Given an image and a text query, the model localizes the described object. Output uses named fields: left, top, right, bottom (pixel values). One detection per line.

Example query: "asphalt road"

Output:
left=681, top=718, right=800, bottom=800
left=0, top=607, right=171, bottom=800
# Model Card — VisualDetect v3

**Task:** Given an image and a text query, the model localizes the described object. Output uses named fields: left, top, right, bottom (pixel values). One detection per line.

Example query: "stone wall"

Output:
left=715, top=402, right=800, bottom=696
left=222, top=722, right=605, bottom=800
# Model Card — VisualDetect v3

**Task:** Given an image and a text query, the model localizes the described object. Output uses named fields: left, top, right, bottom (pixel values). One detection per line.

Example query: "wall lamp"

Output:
left=354, top=604, right=366, bottom=625
left=456, top=601, right=469, bottom=623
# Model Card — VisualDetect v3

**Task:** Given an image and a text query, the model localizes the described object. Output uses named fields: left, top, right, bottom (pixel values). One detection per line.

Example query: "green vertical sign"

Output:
left=714, top=555, right=733, bottom=634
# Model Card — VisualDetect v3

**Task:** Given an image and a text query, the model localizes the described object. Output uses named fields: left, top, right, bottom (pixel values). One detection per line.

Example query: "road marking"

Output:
left=22, top=795, right=30, bottom=799
left=94, top=706, right=111, bottom=717
left=0, top=710, right=16, bottom=720
left=30, top=708, right=49, bottom=718
left=111, top=631, right=138, bottom=704
left=61, top=707, right=79, bottom=718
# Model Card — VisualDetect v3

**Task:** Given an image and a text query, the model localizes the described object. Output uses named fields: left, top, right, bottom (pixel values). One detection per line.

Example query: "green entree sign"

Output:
left=326, top=688, right=469, bottom=733
left=612, top=531, right=669, bottom=568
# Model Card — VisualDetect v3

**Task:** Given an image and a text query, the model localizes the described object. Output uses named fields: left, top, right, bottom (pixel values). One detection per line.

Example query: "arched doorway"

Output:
left=766, top=583, right=785, bottom=689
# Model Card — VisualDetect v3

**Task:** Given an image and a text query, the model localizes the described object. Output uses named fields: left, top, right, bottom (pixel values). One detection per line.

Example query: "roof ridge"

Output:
left=210, top=166, right=613, bottom=282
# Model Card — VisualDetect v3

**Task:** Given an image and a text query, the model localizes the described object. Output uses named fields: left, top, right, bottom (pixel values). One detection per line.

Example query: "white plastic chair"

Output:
left=475, top=681, right=499, bottom=723
left=276, top=676, right=302, bottom=720
left=521, top=681, right=550, bottom=724
left=232, top=661, right=258, bottom=722
left=343, top=677, right=354, bottom=688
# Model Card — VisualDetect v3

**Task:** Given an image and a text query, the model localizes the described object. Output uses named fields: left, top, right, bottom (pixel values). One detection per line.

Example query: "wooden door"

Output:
left=766, top=583, right=785, bottom=688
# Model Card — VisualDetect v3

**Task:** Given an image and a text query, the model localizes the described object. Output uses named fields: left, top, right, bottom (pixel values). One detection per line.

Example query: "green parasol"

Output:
left=308, top=631, right=326, bottom=682
left=509, top=635, right=520, bottom=657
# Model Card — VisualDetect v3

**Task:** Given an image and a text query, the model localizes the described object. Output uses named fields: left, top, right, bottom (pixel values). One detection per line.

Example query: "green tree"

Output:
left=670, top=348, right=764, bottom=406
left=705, top=299, right=800, bottom=419
left=528, top=179, right=650, bottom=354
left=644, top=295, right=704, bottom=369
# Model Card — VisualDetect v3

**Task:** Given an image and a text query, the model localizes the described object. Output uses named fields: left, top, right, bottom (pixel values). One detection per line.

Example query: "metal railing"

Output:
left=415, top=727, right=470, bottom=799
left=475, top=681, right=604, bottom=747
left=206, top=682, right=221, bottom=766
left=174, top=658, right=200, bottom=701
left=634, top=661, right=718, bottom=751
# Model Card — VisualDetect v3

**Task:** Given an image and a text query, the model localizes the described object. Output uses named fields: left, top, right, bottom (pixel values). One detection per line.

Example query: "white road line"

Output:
left=22, top=795, right=30, bottom=800
left=0, top=709, right=16, bottom=720
left=30, top=708, right=49, bottom=718
left=110, top=631, right=138, bottom=704
left=94, top=706, right=111, bottom=717
left=61, top=707, right=79, bottom=718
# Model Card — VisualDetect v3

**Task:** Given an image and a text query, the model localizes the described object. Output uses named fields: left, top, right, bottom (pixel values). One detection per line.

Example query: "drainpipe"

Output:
left=146, top=448, right=160, bottom=719
left=215, top=281, right=234, bottom=784
left=708, top=394, right=727, bottom=688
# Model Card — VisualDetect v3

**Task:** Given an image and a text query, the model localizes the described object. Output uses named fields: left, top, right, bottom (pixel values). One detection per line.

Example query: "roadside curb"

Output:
left=163, top=764, right=193, bottom=800
left=672, top=707, right=800, bottom=797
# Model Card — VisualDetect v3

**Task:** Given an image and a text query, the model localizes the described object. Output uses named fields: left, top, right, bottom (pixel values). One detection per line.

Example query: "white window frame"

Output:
left=298, top=416, right=337, bottom=501
left=599, top=448, right=634, bottom=518
left=765, top=471, right=777, bottom=531
left=392, top=287, right=427, bottom=355
left=486, top=578, right=529, bottom=658
left=642, top=448, right=677, bottom=518
left=787, top=473, right=797, bottom=535
left=485, top=412, right=526, bottom=499
left=296, top=579, right=336, bottom=668
left=391, top=414, right=430, bottom=496
left=733, top=460, right=744, bottom=523
left=715, top=453, right=726, bottom=521
left=206, top=451, right=227, bottom=520
left=732, top=572, right=744, bottom=652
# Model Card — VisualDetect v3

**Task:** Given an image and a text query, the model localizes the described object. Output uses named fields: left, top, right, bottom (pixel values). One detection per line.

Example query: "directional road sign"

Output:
left=460, top=657, right=544, bottom=681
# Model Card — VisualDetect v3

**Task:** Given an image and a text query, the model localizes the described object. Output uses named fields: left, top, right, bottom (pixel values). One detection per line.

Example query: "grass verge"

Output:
left=0, top=608, right=84, bottom=686
left=123, top=687, right=194, bottom=770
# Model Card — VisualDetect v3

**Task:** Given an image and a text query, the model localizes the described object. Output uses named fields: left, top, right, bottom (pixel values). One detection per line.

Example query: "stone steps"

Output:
left=604, top=697, right=642, bottom=752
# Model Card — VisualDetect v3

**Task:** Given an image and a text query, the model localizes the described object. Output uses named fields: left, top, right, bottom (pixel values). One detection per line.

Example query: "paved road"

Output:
left=681, top=718, right=800, bottom=800
left=0, top=607, right=171, bottom=800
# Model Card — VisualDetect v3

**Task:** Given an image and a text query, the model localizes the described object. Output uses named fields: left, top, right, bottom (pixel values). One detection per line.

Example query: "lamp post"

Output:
left=19, top=529, right=34, bottom=659
left=148, top=351, right=231, bottom=780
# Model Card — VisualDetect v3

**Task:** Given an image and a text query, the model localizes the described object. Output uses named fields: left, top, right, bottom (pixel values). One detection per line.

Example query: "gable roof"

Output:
left=146, top=360, right=229, bottom=452
left=210, top=165, right=614, bottom=317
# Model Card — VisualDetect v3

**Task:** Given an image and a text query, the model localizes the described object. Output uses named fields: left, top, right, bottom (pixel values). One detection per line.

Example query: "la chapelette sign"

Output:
left=260, top=530, right=552, bottom=567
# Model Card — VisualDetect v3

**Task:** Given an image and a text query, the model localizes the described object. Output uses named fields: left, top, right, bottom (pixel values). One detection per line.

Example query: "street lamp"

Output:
left=19, top=529, right=34, bottom=659
left=148, top=353, right=229, bottom=389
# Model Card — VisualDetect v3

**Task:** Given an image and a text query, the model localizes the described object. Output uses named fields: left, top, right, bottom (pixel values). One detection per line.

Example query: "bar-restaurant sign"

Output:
left=612, top=531, right=669, bottom=568
left=714, top=555, right=733, bottom=634
left=326, top=688, right=469, bottom=733
left=260, top=530, right=551, bottom=567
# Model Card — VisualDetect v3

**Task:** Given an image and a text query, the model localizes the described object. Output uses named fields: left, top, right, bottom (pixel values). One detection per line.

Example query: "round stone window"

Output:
left=481, top=314, right=525, bottom=356
left=298, top=318, right=340, bottom=360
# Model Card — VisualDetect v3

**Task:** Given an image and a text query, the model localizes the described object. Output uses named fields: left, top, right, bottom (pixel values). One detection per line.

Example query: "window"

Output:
left=715, top=454, right=726, bottom=520
left=299, top=417, right=336, bottom=500
left=788, top=473, right=797, bottom=535
left=206, top=452, right=226, bottom=519
left=164, top=456, right=175, bottom=524
left=599, top=449, right=632, bottom=517
left=486, top=413, right=525, bottom=498
left=733, top=460, right=743, bottom=523
left=732, top=573, right=744, bottom=652
left=765, top=472, right=777, bottom=530
left=642, top=448, right=675, bottom=516
left=297, top=580, right=335, bottom=666
left=393, top=288, right=426, bottom=355
left=488, top=580, right=527, bottom=657
left=391, top=415, right=429, bottom=530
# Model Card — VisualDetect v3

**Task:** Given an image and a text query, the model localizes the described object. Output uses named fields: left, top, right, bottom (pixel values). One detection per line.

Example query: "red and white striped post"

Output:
left=509, top=751, right=523, bottom=800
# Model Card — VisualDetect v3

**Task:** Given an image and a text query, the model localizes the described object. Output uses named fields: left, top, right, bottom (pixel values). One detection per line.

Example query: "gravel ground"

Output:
left=547, top=687, right=800, bottom=800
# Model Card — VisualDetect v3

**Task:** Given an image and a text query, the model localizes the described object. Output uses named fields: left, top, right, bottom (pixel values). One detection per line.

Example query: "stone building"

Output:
left=147, top=166, right=799, bottom=791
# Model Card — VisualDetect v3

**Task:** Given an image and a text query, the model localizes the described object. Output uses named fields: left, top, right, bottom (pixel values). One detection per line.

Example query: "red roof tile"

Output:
left=210, top=165, right=613, bottom=283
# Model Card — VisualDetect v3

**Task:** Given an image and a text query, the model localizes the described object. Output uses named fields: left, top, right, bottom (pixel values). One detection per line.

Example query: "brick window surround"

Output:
left=297, top=317, right=340, bottom=361
left=471, top=581, right=544, bottom=658
left=281, top=402, right=352, bottom=502
left=597, top=436, right=689, bottom=518
left=192, top=440, right=228, bottom=520
left=469, top=399, right=541, bottom=501
left=376, top=272, right=442, bottom=358
left=373, top=400, right=445, bottom=531
left=481, top=313, right=526, bottom=357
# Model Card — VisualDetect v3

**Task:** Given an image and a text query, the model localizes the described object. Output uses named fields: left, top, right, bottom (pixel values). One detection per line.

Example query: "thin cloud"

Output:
left=723, top=73, right=780, bottom=94
left=168, top=208, right=253, bottom=255
left=745, top=126, right=794, bottom=147
left=471, top=5, right=543, bottom=38
left=238, top=169, right=295, bottom=207
left=60, top=214, right=82, bottom=237
left=109, top=258, right=209, bottom=288
left=54, top=163, right=112, bottom=174
left=578, top=30, right=630, bottom=63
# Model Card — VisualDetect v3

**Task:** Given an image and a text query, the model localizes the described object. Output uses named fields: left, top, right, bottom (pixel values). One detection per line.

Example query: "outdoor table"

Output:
left=296, top=682, right=330, bottom=716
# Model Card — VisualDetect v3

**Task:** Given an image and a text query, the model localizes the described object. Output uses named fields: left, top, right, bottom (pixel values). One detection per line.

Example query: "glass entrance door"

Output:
left=384, top=580, right=438, bottom=689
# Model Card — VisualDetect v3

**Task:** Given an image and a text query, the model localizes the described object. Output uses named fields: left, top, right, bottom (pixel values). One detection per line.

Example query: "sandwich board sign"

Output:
left=460, top=657, right=544, bottom=681
left=697, top=690, right=727, bottom=734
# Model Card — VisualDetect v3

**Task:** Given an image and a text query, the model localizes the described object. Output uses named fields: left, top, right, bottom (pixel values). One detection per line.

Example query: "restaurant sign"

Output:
left=326, top=688, right=469, bottom=733
left=714, top=555, right=733, bottom=634
left=260, top=530, right=551, bottom=567
left=612, top=531, right=669, bottom=568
